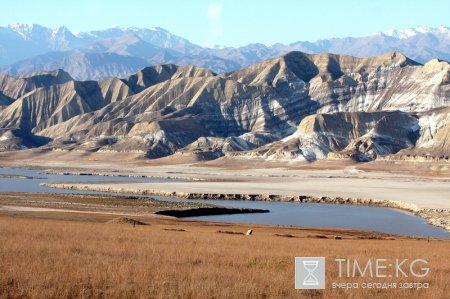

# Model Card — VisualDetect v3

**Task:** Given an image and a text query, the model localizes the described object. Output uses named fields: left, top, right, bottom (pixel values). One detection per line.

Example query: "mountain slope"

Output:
left=2, top=51, right=151, bottom=81
left=250, top=111, right=419, bottom=161
left=1, top=24, right=450, bottom=80
left=0, top=51, right=449, bottom=161
left=0, top=69, right=73, bottom=99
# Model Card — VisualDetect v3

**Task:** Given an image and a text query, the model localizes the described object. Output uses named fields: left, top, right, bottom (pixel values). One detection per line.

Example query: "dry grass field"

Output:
left=0, top=215, right=449, bottom=299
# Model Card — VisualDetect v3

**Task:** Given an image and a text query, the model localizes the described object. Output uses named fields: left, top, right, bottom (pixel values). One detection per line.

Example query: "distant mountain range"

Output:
left=0, top=24, right=450, bottom=80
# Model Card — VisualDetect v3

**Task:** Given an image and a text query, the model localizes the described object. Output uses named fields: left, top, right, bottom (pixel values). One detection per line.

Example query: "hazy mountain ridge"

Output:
left=0, top=51, right=449, bottom=161
left=1, top=24, right=450, bottom=80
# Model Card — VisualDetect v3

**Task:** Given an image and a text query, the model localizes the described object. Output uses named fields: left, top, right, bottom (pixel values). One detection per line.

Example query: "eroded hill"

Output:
left=0, top=51, right=449, bottom=162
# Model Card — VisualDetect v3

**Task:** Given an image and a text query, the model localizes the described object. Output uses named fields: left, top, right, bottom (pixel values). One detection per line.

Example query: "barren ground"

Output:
left=0, top=150, right=449, bottom=211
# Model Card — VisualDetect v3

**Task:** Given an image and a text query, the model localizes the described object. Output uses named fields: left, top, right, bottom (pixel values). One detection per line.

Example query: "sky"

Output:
left=1, top=0, right=450, bottom=47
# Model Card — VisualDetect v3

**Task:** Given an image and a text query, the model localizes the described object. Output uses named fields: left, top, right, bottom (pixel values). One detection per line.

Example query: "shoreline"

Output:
left=0, top=192, right=271, bottom=220
left=0, top=166, right=203, bottom=181
left=0, top=204, right=270, bottom=218
left=0, top=192, right=409, bottom=240
left=41, top=182, right=450, bottom=233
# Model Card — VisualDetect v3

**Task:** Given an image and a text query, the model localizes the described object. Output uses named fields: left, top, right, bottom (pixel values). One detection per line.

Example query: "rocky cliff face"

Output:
left=245, top=111, right=419, bottom=162
left=0, top=51, right=449, bottom=162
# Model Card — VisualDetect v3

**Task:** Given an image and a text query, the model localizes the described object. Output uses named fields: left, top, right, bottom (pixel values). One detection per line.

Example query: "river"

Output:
left=0, top=167, right=448, bottom=238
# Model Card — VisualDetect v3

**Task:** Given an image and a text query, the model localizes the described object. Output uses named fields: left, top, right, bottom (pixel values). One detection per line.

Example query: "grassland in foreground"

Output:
left=0, top=211, right=449, bottom=299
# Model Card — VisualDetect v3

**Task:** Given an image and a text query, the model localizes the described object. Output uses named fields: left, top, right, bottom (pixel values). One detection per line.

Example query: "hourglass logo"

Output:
left=295, top=257, right=325, bottom=289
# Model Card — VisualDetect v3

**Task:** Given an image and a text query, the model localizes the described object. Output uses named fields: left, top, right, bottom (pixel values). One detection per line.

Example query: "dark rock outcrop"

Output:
left=155, top=207, right=269, bottom=217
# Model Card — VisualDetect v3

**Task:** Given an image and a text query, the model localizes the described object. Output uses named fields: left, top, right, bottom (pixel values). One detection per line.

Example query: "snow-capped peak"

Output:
left=415, top=25, right=432, bottom=33
left=112, top=26, right=168, bottom=34
left=8, top=23, right=34, bottom=31
left=51, top=26, right=72, bottom=37
left=7, top=23, right=56, bottom=40
left=8, top=23, right=37, bottom=38
left=379, top=25, right=450, bottom=39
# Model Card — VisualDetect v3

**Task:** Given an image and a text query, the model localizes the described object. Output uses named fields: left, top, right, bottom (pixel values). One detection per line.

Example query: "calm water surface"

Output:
left=0, top=167, right=448, bottom=238
left=154, top=196, right=450, bottom=238
left=0, top=167, right=178, bottom=194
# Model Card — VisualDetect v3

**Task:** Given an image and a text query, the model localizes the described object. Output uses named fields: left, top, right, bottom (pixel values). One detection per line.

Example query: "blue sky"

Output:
left=1, top=0, right=449, bottom=47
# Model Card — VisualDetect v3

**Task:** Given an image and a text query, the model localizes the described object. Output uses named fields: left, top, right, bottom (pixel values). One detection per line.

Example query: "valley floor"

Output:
left=0, top=150, right=449, bottom=209
left=0, top=150, right=448, bottom=230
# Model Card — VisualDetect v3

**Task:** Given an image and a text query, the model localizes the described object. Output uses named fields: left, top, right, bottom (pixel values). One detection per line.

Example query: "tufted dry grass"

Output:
left=0, top=217, right=449, bottom=299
